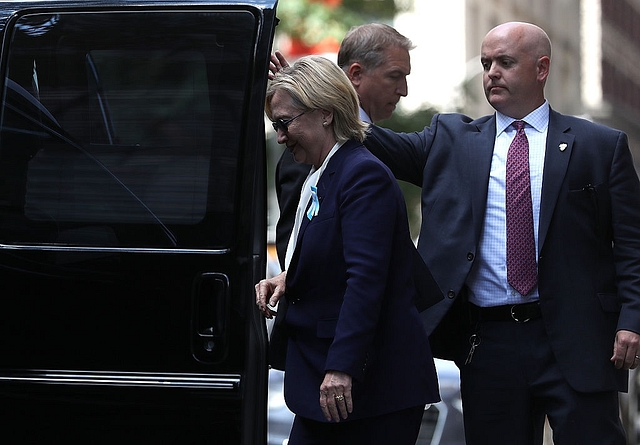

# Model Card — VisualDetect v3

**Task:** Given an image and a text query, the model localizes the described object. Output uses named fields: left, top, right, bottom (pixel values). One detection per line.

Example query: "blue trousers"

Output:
left=288, top=404, right=425, bottom=445
left=457, top=317, right=626, bottom=445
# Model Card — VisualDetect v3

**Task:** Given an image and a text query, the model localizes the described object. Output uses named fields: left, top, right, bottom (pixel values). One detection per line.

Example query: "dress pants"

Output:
left=457, top=316, right=626, bottom=445
left=288, top=404, right=425, bottom=445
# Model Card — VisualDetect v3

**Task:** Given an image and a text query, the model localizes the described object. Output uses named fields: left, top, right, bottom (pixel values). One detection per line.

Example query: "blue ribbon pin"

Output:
left=306, top=185, right=319, bottom=220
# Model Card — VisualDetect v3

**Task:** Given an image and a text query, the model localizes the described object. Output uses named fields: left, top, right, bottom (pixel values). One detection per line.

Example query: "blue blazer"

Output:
left=281, top=139, right=440, bottom=422
left=365, top=109, right=640, bottom=393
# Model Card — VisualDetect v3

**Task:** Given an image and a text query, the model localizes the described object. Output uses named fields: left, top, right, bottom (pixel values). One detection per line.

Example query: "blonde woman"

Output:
left=255, top=56, right=440, bottom=445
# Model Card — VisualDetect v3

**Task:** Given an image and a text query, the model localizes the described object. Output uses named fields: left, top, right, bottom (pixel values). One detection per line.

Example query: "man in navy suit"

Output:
left=365, top=22, right=640, bottom=444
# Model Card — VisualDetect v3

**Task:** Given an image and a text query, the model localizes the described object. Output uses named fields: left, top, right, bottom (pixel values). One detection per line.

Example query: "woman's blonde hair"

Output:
left=266, top=55, right=367, bottom=142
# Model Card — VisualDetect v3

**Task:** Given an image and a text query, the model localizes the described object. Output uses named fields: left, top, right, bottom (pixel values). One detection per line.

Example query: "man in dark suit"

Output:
left=364, top=21, right=640, bottom=444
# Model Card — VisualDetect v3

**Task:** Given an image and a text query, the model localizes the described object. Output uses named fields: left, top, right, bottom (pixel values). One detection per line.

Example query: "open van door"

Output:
left=0, top=1, right=276, bottom=443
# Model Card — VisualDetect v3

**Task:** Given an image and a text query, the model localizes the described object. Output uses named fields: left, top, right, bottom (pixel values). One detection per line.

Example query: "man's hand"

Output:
left=611, top=329, right=640, bottom=370
left=268, top=50, right=290, bottom=80
left=254, top=271, right=286, bottom=319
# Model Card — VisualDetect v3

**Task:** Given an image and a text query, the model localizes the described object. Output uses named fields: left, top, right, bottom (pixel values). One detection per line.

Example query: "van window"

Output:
left=0, top=11, right=255, bottom=248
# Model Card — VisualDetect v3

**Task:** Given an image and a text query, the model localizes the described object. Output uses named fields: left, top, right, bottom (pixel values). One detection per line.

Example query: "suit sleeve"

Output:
left=609, top=131, right=640, bottom=334
left=364, top=121, right=433, bottom=187
left=364, top=113, right=478, bottom=188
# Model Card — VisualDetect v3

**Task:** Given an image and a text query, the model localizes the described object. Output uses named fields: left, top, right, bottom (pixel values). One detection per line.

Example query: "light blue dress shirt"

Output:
left=467, top=102, right=549, bottom=307
left=359, top=107, right=372, bottom=124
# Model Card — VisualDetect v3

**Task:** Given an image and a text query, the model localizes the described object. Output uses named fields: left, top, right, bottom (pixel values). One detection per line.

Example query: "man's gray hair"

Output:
left=337, top=23, right=414, bottom=71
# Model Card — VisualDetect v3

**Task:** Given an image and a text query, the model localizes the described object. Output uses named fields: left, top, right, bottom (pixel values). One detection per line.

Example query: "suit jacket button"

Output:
left=467, top=252, right=474, bottom=261
left=447, top=290, right=455, bottom=299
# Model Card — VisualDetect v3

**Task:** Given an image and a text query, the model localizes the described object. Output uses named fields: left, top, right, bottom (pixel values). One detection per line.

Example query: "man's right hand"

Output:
left=268, top=50, right=290, bottom=79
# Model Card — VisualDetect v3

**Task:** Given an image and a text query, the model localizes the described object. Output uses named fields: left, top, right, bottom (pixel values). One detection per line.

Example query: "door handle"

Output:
left=191, top=272, right=229, bottom=364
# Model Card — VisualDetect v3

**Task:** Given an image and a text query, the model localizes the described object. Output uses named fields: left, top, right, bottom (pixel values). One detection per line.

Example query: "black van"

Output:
left=0, top=1, right=276, bottom=443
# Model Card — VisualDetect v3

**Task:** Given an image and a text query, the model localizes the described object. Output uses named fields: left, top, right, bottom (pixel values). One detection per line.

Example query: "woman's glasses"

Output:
left=272, top=111, right=305, bottom=133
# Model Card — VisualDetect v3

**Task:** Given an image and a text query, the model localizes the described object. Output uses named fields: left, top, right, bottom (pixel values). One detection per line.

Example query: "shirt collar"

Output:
left=359, top=107, right=372, bottom=124
left=495, top=101, right=549, bottom=136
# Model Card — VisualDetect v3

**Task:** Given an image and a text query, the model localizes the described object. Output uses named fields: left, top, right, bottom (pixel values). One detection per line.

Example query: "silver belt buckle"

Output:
left=510, top=305, right=530, bottom=323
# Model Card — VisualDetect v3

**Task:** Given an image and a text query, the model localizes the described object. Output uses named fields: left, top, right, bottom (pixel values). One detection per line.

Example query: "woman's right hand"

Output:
left=319, top=370, right=353, bottom=422
left=254, top=271, right=286, bottom=319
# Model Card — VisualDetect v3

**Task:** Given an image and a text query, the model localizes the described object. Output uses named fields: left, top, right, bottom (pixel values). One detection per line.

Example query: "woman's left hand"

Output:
left=319, top=370, right=353, bottom=422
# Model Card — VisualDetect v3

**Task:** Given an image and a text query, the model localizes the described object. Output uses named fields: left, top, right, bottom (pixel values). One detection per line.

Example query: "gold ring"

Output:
left=334, top=394, right=345, bottom=401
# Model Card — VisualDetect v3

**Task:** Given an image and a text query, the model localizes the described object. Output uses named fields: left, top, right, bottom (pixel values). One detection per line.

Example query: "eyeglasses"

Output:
left=272, top=111, right=305, bottom=133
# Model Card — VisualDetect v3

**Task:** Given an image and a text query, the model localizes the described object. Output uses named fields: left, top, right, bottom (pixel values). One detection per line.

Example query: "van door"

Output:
left=0, top=3, right=275, bottom=443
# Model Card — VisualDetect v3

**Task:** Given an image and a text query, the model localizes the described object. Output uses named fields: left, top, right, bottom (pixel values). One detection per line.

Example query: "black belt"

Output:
left=470, top=301, right=541, bottom=323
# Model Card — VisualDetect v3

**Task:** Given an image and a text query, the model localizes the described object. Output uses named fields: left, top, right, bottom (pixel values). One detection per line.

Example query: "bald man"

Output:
left=364, top=22, right=640, bottom=445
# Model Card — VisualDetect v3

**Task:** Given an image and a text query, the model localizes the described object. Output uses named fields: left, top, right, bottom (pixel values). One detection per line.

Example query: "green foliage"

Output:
left=378, top=106, right=438, bottom=133
left=275, top=0, right=401, bottom=46
left=341, top=0, right=397, bottom=19
left=275, top=0, right=361, bottom=46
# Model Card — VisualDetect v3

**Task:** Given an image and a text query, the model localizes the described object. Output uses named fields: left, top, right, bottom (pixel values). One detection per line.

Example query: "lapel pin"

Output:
left=559, top=143, right=567, bottom=152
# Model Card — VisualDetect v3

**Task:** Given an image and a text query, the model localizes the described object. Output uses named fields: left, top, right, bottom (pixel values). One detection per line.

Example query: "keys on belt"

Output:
left=464, top=302, right=542, bottom=365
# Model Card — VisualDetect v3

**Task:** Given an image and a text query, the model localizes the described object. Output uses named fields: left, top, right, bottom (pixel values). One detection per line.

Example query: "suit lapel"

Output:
left=468, top=117, right=496, bottom=241
left=291, top=141, right=353, bottom=267
left=538, top=110, right=573, bottom=253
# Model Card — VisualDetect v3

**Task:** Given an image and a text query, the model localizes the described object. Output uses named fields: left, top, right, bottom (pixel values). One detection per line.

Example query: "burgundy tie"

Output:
left=506, top=120, right=537, bottom=296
